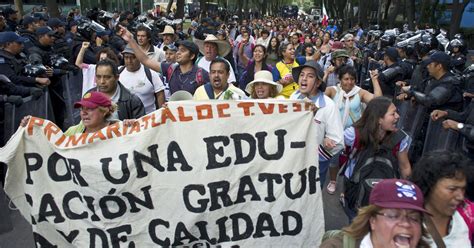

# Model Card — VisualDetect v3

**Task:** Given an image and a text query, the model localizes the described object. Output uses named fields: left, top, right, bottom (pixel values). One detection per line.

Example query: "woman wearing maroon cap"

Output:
left=321, top=179, right=430, bottom=248
left=20, top=92, right=135, bottom=135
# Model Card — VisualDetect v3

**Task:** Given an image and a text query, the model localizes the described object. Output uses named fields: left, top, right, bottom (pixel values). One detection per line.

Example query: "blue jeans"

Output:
left=319, top=160, right=330, bottom=188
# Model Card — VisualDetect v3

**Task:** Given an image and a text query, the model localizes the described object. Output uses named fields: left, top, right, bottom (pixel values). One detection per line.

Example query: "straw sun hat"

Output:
left=245, top=71, right=283, bottom=95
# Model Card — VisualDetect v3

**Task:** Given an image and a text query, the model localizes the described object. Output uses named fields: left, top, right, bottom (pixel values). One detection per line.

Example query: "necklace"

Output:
left=282, top=59, right=295, bottom=72
left=177, top=67, right=194, bottom=88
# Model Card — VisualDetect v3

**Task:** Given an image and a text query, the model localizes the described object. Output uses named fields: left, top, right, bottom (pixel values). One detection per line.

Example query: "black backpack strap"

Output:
left=118, top=65, right=125, bottom=74
left=382, top=129, right=407, bottom=151
left=143, top=66, right=154, bottom=87
left=204, top=83, right=215, bottom=99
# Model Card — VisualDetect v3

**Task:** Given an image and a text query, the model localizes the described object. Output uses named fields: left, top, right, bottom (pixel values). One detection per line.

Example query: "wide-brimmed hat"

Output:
left=160, top=25, right=175, bottom=35
left=195, top=34, right=231, bottom=57
left=74, top=92, right=112, bottom=109
left=370, top=179, right=430, bottom=214
left=245, top=71, right=283, bottom=95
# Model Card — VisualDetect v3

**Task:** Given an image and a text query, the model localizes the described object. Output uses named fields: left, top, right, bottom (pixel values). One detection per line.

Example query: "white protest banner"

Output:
left=0, top=100, right=324, bottom=247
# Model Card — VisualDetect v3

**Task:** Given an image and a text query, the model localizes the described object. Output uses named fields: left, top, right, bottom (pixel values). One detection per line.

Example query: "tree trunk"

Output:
left=406, top=0, right=415, bottom=30
left=167, top=0, right=174, bottom=15
left=387, top=0, right=400, bottom=28
left=14, top=0, right=23, bottom=17
left=176, top=0, right=185, bottom=19
left=450, top=0, right=469, bottom=38
left=99, top=0, right=107, bottom=11
left=419, top=0, right=431, bottom=24
left=46, top=0, right=60, bottom=18
left=359, top=0, right=368, bottom=28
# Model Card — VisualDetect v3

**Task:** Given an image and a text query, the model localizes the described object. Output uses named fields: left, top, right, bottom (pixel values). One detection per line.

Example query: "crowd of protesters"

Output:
left=0, top=4, right=474, bottom=247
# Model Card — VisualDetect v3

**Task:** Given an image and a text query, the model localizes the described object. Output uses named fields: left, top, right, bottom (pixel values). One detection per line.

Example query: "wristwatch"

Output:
left=457, top=123, right=464, bottom=130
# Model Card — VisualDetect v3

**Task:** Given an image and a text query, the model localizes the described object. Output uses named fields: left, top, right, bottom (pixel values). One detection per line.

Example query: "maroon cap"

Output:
left=369, top=179, right=430, bottom=214
left=74, top=92, right=112, bottom=109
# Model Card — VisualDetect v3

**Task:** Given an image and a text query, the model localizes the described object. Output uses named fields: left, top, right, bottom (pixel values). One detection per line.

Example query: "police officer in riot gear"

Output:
left=403, top=51, right=463, bottom=112
left=375, top=47, right=404, bottom=98
left=28, top=27, right=68, bottom=129
left=447, top=39, right=467, bottom=72
left=18, top=16, right=39, bottom=52
left=0, top=32, right=50, bottom=89
left=48, top=18, right=72, bottom=60
left=72, top=20, right=98, bottom=64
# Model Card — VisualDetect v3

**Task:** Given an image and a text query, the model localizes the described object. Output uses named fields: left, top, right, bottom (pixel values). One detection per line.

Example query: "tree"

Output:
left=46, top=0, right=60, bottom=18
left=14, top=0, right=23, bottom=17
left=200, top=0, right=208, bottom=18
left=167, top=0, right=174, bottom=14
left=450, top=0, right=470, bottom=38
left=406, top=0, right=415, bottom=30
left=358, top=0, right=369, bottom=28
left=176, top=0, right=185, bottom=18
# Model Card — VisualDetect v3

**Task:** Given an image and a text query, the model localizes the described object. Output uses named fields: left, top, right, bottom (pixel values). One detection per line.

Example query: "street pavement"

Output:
left=0, top=177, right=348, bottom=247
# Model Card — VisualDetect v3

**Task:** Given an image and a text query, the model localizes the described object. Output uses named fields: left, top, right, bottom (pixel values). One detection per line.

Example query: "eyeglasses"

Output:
left=345, top=39, right=354, bottom=42
left=376, top=211, right=422, bottom=224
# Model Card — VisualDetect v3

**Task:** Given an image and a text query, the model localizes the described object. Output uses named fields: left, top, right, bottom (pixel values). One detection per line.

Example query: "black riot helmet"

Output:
left=416, top=33, right=439, bottom=57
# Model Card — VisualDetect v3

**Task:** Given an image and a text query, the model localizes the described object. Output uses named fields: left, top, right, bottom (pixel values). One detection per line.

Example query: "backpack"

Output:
left=166, top=63, right=205, bottom=86
left=343, top=128, right=407, bottom=210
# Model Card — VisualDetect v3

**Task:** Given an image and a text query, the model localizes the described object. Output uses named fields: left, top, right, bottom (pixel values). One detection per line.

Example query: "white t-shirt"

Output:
left=81, top=64, right=97, bottom=96
left=425, top=210, right=471, bottom=247
left=119, top=65, right=165, bottom=114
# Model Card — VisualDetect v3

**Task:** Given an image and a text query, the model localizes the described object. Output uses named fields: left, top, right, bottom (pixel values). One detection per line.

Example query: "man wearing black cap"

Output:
left=119, top=26, right=209, bottom=95
left=18, top=16, right=39, bottom=51
left=0, top=31, right=50, bottom=88
left=28, top=26, right=67, bottom=129
left=404, top=51, right=463, bottom=111
left=375, top=46, right=405, bottom=97
left=3, top=7, right=18, bottom=32
left=48, top=18, right=71, bottom=60
left=0, top=32, right=45, bottom=99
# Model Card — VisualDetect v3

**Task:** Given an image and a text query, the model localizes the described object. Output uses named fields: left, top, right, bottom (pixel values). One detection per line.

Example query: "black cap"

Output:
left=36, top=26, right=56, bottom=36
left=384, top=47, right=399, bottom=61
left=292, top=60, right=324, bottom=82
left=292, top=60, right=326, bottom=92
left=22, top=16, right=39, bottom=26
left=33, top=12, right=48, bottom=21
left=3, top=7, right=17, bottom=16
left=425, top=51, right=451, bottom=68
left=176, top=40, right=199, bottom=56
left=0, top=31, right=28, bottom=44
left=47, top=18, right=66, bottom=28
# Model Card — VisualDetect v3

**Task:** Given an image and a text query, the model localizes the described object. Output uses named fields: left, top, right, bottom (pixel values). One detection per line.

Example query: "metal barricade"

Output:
left=62, top=71, right=83, bottom=129
left=422, top=118, right=461, bottom=155
left=2, top=89, right=54, bottom=144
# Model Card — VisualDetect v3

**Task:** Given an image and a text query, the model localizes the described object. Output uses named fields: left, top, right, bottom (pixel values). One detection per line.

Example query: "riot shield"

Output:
left=62, top=71, right=83, bottom=129
left=2, top=89, right=54, bottom=144
left=422, top=118, right=461, bottom=155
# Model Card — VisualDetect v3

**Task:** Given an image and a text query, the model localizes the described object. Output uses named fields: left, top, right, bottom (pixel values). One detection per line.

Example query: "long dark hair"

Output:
left=410, top=150, right=470, bottom=200
left=353, top=96, right=393, bottom=150
left=267, top=36, right=280, bottom=61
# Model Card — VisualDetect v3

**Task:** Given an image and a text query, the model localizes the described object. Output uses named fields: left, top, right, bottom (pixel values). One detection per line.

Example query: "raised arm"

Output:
left=75, top=41, right=89, bottom=67
left=119, top=25, right=162, bottom=73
